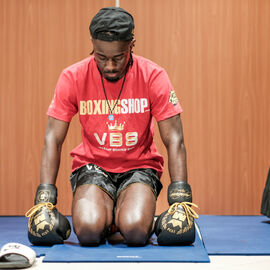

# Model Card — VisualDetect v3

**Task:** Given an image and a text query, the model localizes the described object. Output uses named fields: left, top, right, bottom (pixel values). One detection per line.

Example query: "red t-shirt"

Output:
left=47, top=55, right=182, bottom=176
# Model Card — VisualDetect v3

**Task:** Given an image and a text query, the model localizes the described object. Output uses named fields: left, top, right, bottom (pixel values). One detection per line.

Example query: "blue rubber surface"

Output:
left=3, top=215, right=268, bottom=261
left=0, top=216, right=209, bottom=262
left=43, top=229, right=209, bottom=262
left=197, top=215, right=270, bottom=255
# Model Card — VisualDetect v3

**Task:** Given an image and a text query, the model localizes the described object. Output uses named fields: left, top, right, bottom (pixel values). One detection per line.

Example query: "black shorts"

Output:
left=70, top=164, right=163, bottom=201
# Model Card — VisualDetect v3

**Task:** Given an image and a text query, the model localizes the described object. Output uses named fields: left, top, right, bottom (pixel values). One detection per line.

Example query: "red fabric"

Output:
left=47, top=55, right=182, bottom=176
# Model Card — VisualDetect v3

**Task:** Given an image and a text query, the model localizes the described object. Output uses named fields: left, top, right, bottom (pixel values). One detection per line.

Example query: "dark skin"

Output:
left=93, top=38, right=135, bottom=81
left=40, top=39, right=188, bottom=246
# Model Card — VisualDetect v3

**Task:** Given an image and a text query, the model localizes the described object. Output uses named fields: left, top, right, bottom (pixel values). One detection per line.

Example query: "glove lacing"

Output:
left=25, top=203, right=55, bottom=229
left=168, top=202, right=199, bottom=226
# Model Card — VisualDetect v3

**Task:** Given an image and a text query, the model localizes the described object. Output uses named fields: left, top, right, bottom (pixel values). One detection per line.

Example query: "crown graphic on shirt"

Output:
left=107, top=121, right=125, bottom=131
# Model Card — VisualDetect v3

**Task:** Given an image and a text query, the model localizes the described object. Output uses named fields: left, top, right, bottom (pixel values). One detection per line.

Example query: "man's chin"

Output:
left=105, top=76, right=120, bottom=82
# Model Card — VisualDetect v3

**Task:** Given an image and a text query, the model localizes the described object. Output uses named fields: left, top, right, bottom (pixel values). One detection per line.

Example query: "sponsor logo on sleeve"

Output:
left=169, top=90, right=179, bottom=106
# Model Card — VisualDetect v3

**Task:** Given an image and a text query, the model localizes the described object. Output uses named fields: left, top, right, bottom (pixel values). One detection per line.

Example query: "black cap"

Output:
left=90, top=7, right=134, bottom=41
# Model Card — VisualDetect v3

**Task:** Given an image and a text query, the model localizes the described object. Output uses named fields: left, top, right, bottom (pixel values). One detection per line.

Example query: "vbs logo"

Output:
left=94, top=121, right=138, bottom=148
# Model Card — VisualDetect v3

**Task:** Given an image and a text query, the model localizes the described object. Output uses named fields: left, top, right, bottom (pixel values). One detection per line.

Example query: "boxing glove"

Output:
left=25, top=184, right=71, bottom=245
left=155, top=181, right=198, bottom=245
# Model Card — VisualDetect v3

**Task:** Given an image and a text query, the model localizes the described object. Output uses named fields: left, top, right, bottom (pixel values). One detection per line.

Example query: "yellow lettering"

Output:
left=126, top=132, right=138, bottom=146
left=94, top=133, right=107, bottom=145
left=93, top=100, right=101, bottom=115
left=86, top=100, right=93, bottom=114
left=80, top=101, right=87, bottom=115
left=102, top=100, right=106, bottom=114
left=110, top=133, right=122, bottom=147
left=114, top=100, right=121, bottom=114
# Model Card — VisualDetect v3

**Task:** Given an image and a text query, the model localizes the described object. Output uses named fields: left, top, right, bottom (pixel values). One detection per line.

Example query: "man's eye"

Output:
left=113, top=56, right=123, bottom=61
left=97, top=55, right=107, bottom=61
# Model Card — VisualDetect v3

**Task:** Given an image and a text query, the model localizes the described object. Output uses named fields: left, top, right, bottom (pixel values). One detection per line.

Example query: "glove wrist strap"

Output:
left=34, top=184, right=57, bottom=205
left=168, top=181, right=192, bottom=205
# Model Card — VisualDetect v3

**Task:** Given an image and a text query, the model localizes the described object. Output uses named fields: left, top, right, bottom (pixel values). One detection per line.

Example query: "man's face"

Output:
left=92, top=39, right=133, bottom=82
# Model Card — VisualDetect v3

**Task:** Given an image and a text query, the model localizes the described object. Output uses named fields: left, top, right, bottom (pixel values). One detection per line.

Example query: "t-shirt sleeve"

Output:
left=47, top=70, right=78, bottom=122
left=149, top=69, right=183, bottom=122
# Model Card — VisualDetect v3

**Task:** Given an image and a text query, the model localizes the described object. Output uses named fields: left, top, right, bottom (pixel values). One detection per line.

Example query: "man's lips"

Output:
left=104, top=72, right=118, bottom=78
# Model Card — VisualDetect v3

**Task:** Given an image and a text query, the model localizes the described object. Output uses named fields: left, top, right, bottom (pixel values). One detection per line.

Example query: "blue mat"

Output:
left=0, top=216, right=51, bottom=256
left=0, top=216, right=209, bottom=262
left=2, top=215, right=268, bottom=261
left=43, top=229, right=209, bottom=262
left=197, top=215, right=270, bottom=255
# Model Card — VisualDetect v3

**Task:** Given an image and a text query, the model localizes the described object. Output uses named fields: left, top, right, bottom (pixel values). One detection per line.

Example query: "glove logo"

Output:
left=161, top=207, right=193, bottom=235
left=36, top=190, right=50, bottom=203
left=29, top=208, right=56, bottom=237
left=169, top=188, right=191, bottom=201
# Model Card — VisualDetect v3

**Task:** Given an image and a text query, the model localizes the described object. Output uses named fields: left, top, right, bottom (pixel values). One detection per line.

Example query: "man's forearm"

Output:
left=39, top=117, right=69, bottom=185
left=157, top=115, right=188, bottom=182
left=40, top=141, right=62, bottom=185
left=167, top=141, right=188, bottom=182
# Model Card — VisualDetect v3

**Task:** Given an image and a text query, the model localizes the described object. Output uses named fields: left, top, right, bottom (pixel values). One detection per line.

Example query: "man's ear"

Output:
left=130, top=39, right=136, bottom=52
left=90, top=38, right=94, bottom=55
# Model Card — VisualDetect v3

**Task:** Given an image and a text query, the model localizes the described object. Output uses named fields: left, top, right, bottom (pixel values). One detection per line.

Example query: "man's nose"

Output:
left=105, top=59, right=116, bottom=71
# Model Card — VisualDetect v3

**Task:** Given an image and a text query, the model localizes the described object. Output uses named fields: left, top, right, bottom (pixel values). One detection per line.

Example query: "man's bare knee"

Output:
left=118, top=214, right=152, bottom=246
left=75, top=221, right=106, bottom=246
left=120, top=223, right=150, bottom=246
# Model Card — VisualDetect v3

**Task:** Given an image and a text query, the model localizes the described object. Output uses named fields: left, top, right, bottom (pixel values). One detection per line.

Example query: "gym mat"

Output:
left=0, top=216, right=51, bottom=256
left=197, top=215, right=270, bottom=255
left=43, top=229, right=209, bottom=262
left=2, top=215, right=268, bottom=261
left=0, top=216, right=209, bottom=262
